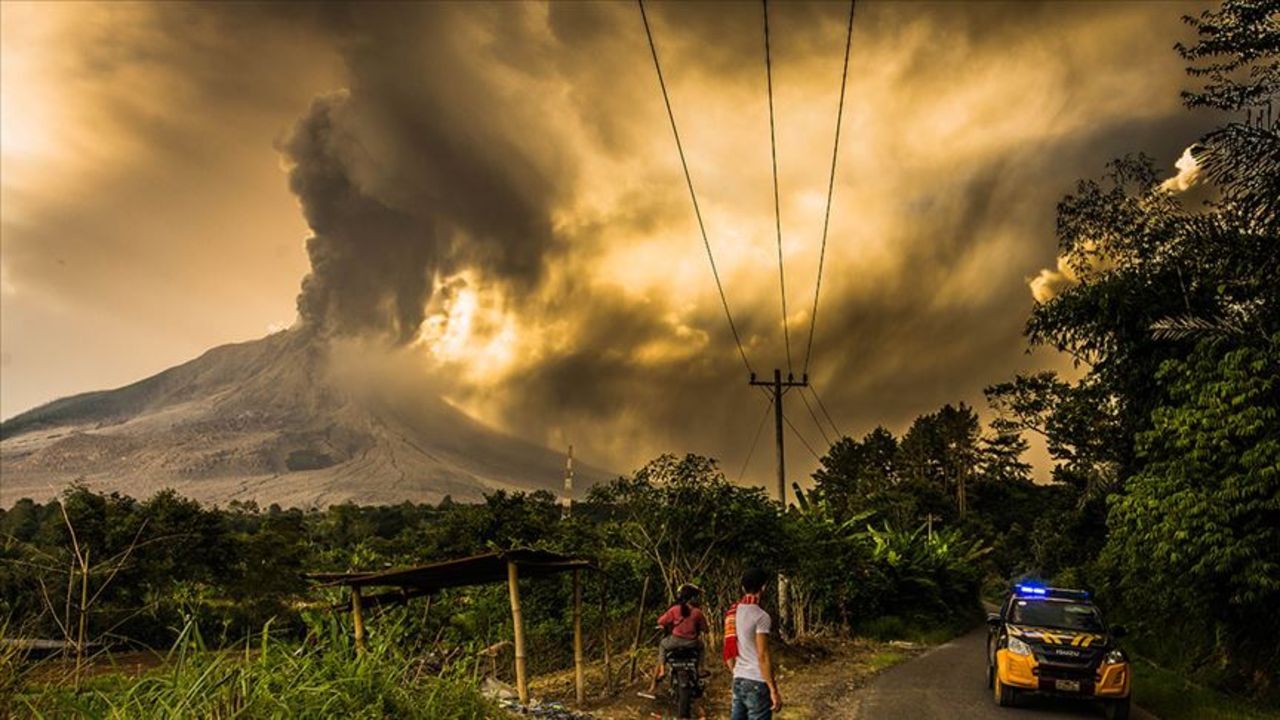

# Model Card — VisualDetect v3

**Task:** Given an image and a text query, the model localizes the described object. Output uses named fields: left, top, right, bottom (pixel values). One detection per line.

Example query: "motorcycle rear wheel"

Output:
left=675, top=678, right=694, bottom=718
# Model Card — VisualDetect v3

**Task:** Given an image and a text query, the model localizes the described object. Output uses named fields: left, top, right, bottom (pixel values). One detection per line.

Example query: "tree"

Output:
left=811, top=427, right=899, bottom=522
left=898, top=404, right=981, bottom=518
left=1177, top=0, right=1280, bottom=230
left=785, top=486, right=873, bottom=636
left=587, top=454, right=783, bottom=624
left=985, top=372, right=1123, bottom=497
left=1102, top=336, right=1280, bottom=694
left=976, top=432, right=1032, bottom=485
left=989, top=3, right=1280, bottom=697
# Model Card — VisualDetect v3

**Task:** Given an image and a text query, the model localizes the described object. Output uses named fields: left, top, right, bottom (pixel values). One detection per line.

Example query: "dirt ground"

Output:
left=22, top=649, right=168, bottom=684
left=529, top=636, right=928, bottom=720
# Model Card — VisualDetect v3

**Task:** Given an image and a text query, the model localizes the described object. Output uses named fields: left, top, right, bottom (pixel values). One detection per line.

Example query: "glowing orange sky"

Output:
left=0, top=1, right=1217, bottom=485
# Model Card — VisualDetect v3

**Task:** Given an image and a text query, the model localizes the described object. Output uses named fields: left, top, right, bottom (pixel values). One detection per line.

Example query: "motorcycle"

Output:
left=661, top=643, right=704, bottom=720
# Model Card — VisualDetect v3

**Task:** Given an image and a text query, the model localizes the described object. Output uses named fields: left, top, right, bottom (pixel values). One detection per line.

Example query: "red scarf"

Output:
left=722, top=593, right=759, bottom=661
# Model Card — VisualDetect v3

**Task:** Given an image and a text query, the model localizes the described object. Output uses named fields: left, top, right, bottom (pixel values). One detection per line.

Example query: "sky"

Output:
left=0, top=1, right=1220, bottom=487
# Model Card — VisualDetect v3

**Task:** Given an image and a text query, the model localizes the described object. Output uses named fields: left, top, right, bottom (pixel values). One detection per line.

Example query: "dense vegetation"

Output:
left=0, top=456, right=1001, bottom=716
left=808, top=1, right=1280, bottom=701
left=0, top=454, right=992, bottom=660
left=2, top=0, right=1278, bottom=714
left=1004, top=0, right=1280, bottom=701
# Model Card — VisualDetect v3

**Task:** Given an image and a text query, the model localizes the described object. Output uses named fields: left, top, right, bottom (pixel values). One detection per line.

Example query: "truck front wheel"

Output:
left=1104, top=697, right=1131, bottom=720
left=994, top=677, right=1019, bottom=708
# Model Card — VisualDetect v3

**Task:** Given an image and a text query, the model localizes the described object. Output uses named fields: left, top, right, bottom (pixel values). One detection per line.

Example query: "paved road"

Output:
left=853, top=626, right=1156, bottom=720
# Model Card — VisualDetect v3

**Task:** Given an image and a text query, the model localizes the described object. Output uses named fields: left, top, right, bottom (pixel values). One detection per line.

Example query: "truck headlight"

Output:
left=1007, top=637, right=1033, bottom=656
left=1103, top=649, right=1127, bottom=665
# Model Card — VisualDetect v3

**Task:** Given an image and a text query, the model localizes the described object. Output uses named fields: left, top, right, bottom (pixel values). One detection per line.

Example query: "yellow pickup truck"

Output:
left=986, top=584, right=1131, bottom=720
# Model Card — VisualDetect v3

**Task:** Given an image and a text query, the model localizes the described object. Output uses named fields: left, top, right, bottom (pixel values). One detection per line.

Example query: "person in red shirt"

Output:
left=645, top=583, right=708, bottom=696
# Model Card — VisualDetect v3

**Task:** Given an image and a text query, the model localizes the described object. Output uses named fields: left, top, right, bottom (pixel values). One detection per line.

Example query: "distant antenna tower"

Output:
left=562, top=444, right=574, bottom=518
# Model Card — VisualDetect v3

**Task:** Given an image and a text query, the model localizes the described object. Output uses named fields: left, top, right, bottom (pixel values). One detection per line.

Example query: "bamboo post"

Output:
left=507, top=561, right=529, bottom=705
left=573, top=569, right=585, bottom=706
left=628, top=575, right=651, bottom=683
left=75, top=547, right=90, bottom=689
left=600, top=573, right=612, bottom=697
left=351, top=586, right=367, bottom=654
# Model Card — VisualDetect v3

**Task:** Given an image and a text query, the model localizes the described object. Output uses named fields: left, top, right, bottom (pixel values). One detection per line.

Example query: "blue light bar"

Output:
left=1013, top=583, right=1090, bottom=600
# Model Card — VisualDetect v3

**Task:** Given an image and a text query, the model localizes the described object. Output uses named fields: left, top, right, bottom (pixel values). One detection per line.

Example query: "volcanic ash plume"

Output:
left=278, top=92, right=436, bottom=343
left=277, top=3, right=565, bottom=346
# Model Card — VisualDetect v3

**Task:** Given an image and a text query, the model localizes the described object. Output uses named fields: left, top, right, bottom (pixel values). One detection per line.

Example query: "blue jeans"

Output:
left=730, top=677, right=772, bottom=720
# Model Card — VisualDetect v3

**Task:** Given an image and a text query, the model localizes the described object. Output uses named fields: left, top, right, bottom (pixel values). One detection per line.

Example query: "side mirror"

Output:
left=1110, top=624, right=1128, bottom=638
left=986, top=612, right=1002, bottom=626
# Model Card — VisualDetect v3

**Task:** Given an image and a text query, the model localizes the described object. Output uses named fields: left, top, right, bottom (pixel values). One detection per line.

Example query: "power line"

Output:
left=801, top=0, right=857, bottom=376
left=738, top=395, right=775, bottom=483
left=782, top=410, right=822, bottom=461
left=807, top=384, right=843, bottom=439
left=797, top=385, right=832, bottom=447
left=762, top=0, right=792, bottom=374
left=639, top=0, right=756, bottom=377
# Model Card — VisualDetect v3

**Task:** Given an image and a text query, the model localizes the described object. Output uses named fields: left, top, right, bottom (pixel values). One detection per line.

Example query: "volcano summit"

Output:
left=0, top=328, right=608, bottom=508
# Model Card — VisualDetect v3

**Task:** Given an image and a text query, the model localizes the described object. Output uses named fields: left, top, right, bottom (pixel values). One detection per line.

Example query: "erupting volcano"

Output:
left=0, top=327, right=609, bottom=507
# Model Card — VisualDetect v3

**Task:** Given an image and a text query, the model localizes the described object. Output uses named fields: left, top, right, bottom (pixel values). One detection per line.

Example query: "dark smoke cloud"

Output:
left=277, top=4, right=564, bottom=342
left=281, top=93, right=435, bottom=342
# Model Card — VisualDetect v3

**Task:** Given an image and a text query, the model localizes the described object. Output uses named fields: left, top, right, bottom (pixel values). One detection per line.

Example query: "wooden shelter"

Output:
left=306, top=548, right=595, bottom=706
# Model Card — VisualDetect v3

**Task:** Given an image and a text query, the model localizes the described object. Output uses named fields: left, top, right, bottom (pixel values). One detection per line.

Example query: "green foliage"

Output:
left=864, top=524, right=988, bottom=622
left=986, top=372, right=1123, bottom=495
left=811, top=404, right=1031, bottom=531
left=785, top=474, right=991, bottom=635
left=810, top=427, right=899, bottom=523
left=984, top=0, right=1280, bottom=702
left=3, top=451, right=993, bottom=697
left=1101, top=337, right=1280, bottom=695
left=784, top=487, right=872, bottom=632
left=587, top=454, right=785, bottom=620
left=807, top=403, right=1059, bottom=584
left=1178, top=0, right=1280, bottom=229
left=18, top=616, right=498, bottom=719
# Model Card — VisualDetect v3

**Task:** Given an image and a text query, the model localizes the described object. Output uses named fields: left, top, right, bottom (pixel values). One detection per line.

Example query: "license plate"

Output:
left=1056, top=680, right=1081, bottom=692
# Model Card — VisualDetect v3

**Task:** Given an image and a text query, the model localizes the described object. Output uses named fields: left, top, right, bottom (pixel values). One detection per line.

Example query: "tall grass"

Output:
left=2, top=617, right=31, bottom=712
left=15, top=615, right=501, bottom=719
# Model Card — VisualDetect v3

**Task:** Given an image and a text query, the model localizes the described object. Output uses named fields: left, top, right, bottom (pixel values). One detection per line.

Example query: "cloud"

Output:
left=280, top=91, right=437, bottom=343
left=0, top=262, right=14, bottom=297
left=258, top=0, right=1224, bottom=480
left=1029, top=256, right=1079, bottom=304
left=1030, top=142, right=1203, bottom=306
left=1160, top=145, right=1201, bottom=192
left=3, top=1, right=1220, bottom=485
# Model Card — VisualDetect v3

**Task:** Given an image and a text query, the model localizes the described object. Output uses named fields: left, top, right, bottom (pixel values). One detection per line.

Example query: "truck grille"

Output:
left=1036, top=663, right=1095, bottom=681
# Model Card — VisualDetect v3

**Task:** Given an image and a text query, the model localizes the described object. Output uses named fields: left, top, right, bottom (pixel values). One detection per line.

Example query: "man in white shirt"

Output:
left=724, top=568, right=782, bottom=719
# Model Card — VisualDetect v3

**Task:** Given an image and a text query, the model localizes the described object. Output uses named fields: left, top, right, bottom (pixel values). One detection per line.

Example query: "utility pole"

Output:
left=749, top=369, right=809, bottom=506
left=749, top=368, right=808, bottom=637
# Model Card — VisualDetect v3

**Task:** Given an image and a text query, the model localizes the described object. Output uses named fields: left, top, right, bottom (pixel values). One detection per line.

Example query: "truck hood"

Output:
left=1008, top=624, right=1110, bottom=663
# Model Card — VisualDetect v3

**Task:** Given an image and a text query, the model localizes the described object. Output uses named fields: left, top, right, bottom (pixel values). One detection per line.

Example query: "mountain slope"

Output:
left=0, top=329, right=610, bottom=507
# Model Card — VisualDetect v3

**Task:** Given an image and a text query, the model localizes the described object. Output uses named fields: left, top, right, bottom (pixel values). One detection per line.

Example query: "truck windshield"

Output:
left=1010, top=600, right=1103, bottom=632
